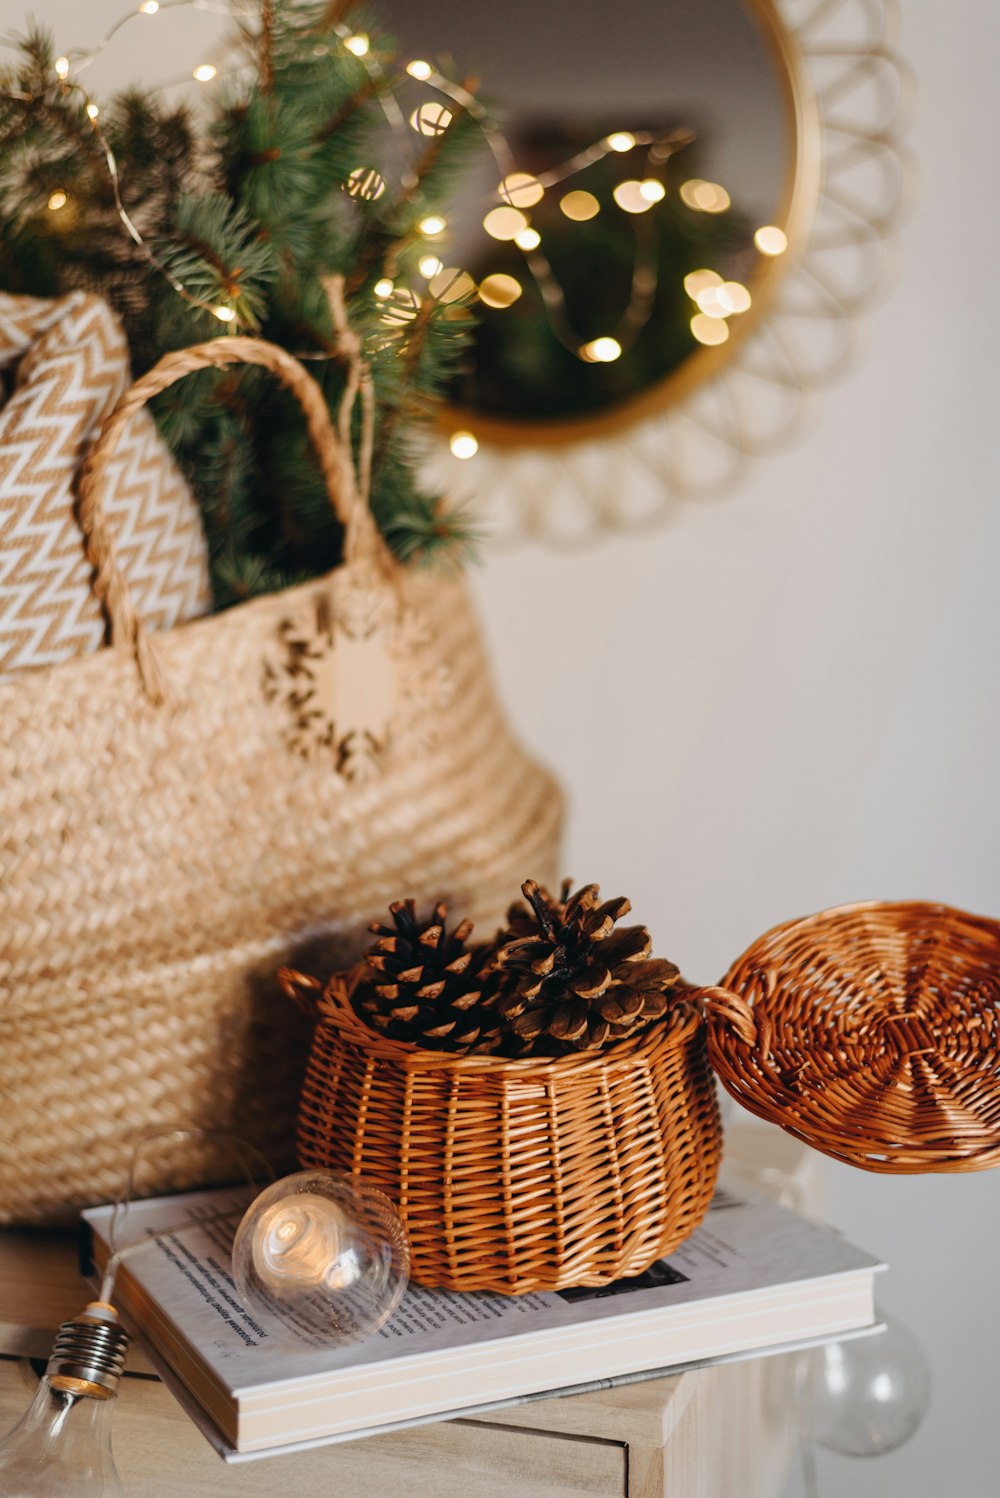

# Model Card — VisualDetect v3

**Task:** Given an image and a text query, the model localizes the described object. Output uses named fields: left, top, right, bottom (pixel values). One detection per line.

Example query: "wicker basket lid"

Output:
left=704, top=900, right=1000, bottom=1174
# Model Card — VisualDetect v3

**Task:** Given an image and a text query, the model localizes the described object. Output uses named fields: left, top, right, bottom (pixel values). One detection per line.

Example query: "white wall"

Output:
left=471, top=6, right=1000, bottom=1495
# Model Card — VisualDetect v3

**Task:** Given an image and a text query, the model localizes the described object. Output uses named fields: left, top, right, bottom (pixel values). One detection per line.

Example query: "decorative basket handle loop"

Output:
left=278, top=966, right=325, bottom=1020
left=701, top=986, right=759, bottom=1047
left=279, top=963, right=373, bottom=1034
left=76, top=336, right=392, bottom=703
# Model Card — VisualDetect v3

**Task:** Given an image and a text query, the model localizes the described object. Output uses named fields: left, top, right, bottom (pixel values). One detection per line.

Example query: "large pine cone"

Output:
left=355, top=899, right=503, bottom=1053
left=495, top=879, right=680, bottom=1053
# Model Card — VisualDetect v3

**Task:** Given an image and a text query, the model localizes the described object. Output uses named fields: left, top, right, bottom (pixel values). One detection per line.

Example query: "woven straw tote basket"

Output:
left=284, top=968, right=722, bottom=1294
left=0, top=337, right=562, bottom=1226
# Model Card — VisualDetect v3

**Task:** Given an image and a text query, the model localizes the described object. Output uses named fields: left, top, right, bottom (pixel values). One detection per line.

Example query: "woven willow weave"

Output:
left=287, top=968, right=721, bottom=1294
left=0, top=338, right=562, bottom=1225
left=705, top=901, right=1000, bottom=1173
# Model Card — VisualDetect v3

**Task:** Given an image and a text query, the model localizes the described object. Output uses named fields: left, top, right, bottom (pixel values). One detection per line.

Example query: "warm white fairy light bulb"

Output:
left=418, top=254, right=444, bottom=279
left=450, top=431, right=478, bottom=459
left=639, top=178, right=665, bottom=203
left=694, top=286, right=729, bottom=318
left=483, top=206, right=528, bottom=241
left=606, top=131, right=635, bottom=152
left=193, top=64, right=217, bottom=82
left=613, top=180, right=654, bottom=215
left=346, top=167, right=385, bottom=201
left=680, top=179, right=731, bottom=213
left=500, top=173, right=543, bottom=208
left=344, top=33, right=369, bottom=56
left=428, top=268, right=476, bottom=303
left=139, top=0, right=159, bottom=12
left=406, top=59, right=432, bottom=80
left=418, top=214, right=446, bottom=236
left=410, top=103, right=453, bottom=137
left=718, top=281, right=751, bottom=314
left=54, top=56, right=70, bottom=79
left=690, top=312, right=729, bottom=345
left=373, top=277, right=394, bottom=298
left=514, top=227, right=541, bottom=251
left=478, top=274, right=522, bottom=309
left=380, top=287, right=421, bottom=325
left=86, top=103, right=100, bottom=120
left=684, top=268, right=722, bottom=299
left=47, top=190, right=68, bottom=212
left=212, top=305, right=236, bottom=323
left=560, top=190, right=600, bottom=222
left=580, top=337, right=622, bottom=363
left=233, top=1173, right=409, bottom=1349
left=755, top=224, right=788, bottom=256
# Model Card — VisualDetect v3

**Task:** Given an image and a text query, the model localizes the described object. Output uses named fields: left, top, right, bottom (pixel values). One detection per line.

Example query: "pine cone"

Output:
left=355, top=899, right=503, bottom=1053
left=494, top=879, right=680, bottom=1053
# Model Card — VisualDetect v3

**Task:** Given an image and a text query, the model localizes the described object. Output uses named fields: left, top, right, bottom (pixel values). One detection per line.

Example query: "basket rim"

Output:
left=305, top=964, right=706, bottom=1076
left=722, top=899, right=1000, bottom=978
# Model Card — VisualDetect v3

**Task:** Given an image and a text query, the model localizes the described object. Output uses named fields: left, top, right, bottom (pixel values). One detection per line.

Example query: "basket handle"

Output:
left=277, top=963, right=504, bottom=1072
left=75, top=336, right=392, bottom=704
left=279, top=967, right=326, bottom=1021
left=279, top=965, right=370, bottom=1033
left=701, top=986, right=759, bottom=1047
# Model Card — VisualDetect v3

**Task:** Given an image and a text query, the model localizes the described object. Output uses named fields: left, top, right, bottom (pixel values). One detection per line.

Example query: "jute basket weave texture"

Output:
left=286, top=968, right=722, bottom=1294
left=0, top=337, right=562, bottom=1226
left=705, top=901, right=1000, bottom=1173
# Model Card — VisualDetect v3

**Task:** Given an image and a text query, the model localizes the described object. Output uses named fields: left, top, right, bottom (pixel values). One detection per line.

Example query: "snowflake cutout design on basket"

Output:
left=264, top=570, right=452, bottom=779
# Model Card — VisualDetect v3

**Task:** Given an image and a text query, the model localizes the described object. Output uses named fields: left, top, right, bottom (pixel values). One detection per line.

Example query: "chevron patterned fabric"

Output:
left=0, top=291, right=211, bottom=676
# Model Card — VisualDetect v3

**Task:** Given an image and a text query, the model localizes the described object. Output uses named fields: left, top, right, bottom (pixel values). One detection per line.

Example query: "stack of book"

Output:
left=82, top=1182, right=881, bottom=1463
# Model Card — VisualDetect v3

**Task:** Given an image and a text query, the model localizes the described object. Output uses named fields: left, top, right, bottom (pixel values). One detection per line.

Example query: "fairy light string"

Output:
left=17, top=0, right=788, bottom=448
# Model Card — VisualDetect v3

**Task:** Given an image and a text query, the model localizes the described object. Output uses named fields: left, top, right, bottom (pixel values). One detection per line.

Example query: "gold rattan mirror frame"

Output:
left=423, top=0, right=912, bottom=547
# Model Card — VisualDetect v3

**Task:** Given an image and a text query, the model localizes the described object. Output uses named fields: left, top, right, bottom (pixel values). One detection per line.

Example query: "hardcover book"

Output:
left=81, top=1184, right=882, bottom=1462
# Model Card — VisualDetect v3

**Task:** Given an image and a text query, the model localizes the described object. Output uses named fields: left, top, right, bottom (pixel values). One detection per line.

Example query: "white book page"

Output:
left=84, top=1184, right=881, bottom=1399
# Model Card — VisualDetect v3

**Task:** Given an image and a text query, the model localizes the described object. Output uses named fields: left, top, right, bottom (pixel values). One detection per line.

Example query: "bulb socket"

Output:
left=46, top=1307, right=128, bottom=1396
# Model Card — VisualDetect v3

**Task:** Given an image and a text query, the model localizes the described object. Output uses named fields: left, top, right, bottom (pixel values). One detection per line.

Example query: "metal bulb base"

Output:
left=46, top=1305, right=129, bottom=1397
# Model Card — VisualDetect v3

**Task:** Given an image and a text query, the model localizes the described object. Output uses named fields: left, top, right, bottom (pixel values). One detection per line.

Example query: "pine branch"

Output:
left=344, top=77, right=482, bottom=298
left=0, top=10, right=488, bottom=600
left=409, top=77, right=480, bottom=197
left=315, top=75, right=381, bottom=144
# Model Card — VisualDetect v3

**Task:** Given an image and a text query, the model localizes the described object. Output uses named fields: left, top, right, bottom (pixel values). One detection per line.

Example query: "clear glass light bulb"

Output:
left=0, top=1304, right=128, bottom=1497
left=232, top=1171, right=409, bottom=1348
left=802, top=1310, right=931, bottom=1457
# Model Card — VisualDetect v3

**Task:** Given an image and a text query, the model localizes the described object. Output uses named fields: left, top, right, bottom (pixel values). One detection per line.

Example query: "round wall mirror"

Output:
left=378, top=0, right=816, bottom=444
left=398, top=0, right=908, bottom=546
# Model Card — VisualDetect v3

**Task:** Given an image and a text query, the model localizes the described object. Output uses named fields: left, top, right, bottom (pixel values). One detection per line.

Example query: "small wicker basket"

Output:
left=705, top=900, right=1000, bottom=1174
left=283, top=968, right=721, bottom=1294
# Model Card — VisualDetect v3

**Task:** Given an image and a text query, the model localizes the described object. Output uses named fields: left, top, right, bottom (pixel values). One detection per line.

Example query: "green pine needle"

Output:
left=0, top=6, right=489, bottom=602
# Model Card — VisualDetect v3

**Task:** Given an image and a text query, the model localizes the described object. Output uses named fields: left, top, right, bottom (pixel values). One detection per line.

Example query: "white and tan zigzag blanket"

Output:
left=0, top=291, right=211, bottom=676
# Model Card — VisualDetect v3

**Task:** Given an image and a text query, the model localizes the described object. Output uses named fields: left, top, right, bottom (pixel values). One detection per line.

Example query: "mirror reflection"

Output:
left=379, top=0, right=797, bottom=433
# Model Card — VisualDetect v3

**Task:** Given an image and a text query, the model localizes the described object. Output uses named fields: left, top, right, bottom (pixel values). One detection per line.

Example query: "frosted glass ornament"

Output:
left=804, top=1311, right=931, bottom=1457
left=232, top=1171, right=409, bottom=1347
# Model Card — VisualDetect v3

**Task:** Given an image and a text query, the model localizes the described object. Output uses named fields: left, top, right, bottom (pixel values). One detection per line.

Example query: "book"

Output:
left=80, top=1184, right=882, bottom=1462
